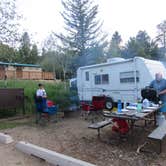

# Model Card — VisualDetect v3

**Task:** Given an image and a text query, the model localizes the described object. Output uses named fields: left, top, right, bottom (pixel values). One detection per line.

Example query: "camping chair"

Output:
left=81, top=96, right=106, bottom=122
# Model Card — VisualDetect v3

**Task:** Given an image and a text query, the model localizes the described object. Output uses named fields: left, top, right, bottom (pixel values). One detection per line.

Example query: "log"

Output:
left=16, top=141, right=96, bottom=166
left=0, top=133, right=13, bottom=144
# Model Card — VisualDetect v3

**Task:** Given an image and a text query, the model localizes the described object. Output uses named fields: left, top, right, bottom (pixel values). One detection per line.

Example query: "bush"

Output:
left=0, top=80, right=71, bottom=116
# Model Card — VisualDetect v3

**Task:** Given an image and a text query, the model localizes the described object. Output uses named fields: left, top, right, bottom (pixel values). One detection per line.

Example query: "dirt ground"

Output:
left=0, top=111, right=166, bottom=166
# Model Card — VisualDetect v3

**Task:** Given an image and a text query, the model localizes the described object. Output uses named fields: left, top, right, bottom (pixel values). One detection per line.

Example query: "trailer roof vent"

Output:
left=107, top=57, right=125, bottom=63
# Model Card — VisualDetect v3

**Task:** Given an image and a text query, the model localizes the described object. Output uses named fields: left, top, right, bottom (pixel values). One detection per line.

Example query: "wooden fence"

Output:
left=0, top=71, right=54, bottom=80
left=0, top=88, right=25, bottom=114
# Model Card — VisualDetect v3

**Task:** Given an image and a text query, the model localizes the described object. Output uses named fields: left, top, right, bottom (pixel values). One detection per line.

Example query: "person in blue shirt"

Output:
left=149, top=72, right=166, bottom=112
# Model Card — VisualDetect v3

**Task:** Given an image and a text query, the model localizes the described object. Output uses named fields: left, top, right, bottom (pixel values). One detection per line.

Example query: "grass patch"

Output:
left=0, top=121, right=28, bottom=130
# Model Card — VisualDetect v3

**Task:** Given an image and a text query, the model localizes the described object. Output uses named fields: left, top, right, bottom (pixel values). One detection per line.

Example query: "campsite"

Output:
left=1, top=0, right=166, bottom=165
left=0, top=77, right=164, bottom=166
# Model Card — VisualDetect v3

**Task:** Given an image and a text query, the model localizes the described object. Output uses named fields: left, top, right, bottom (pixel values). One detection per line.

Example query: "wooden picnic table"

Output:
left=103, top=106, right=160, bottom=132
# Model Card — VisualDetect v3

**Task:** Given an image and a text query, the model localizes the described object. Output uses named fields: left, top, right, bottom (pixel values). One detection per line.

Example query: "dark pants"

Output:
left=36, top=111, right=42, bottom=124
left=35, top=99, right=47, bottom=123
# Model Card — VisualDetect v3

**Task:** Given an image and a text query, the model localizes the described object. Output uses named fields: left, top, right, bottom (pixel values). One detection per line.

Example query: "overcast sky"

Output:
left=16, top=0, right=166, bottom=46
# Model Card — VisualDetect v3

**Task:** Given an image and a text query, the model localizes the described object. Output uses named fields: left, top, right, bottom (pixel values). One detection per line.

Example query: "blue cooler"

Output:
left=43, top=105, right=58, bottom=115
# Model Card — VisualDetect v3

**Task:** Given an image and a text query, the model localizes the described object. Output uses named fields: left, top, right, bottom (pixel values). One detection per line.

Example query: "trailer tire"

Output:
left=105, top=97, right=114, bottom=110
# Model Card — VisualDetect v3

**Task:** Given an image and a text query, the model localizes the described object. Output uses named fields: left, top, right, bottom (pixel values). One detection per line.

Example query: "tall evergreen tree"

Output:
left=107, top=31, right=122, bottom=58
left=19, top=32, right=38, bottom=64
left=156, top=20, right=166, bottom=49
left=0, top=0, right=20, bottom=45
left=0, top=43, right=16, bottom=62
left=56, top=0, right=103, bottom=66
left=123, top=37, right=138, bottom=58
left=123, top=31, right=159, bottom=59
left=30, top=44, right=38, bottom=63
left=19, top=32, right=31, bottom=63
left=156, top=20, right=166, bottom=58
left=136, top=31, right=151, bottom=58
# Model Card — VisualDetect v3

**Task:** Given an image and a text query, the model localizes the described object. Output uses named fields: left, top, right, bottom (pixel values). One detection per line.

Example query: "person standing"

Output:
left=36, top=83, right=47, bottom=98
left=35, top=83, right=47, bottom=123
left=149, top=72, right=166, bottom=112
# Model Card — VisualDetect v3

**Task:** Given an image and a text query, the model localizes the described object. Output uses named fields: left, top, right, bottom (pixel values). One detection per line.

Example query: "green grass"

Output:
left=0, top=80, right=71, bottom=117
left=0, top=121, right=27, bottom=130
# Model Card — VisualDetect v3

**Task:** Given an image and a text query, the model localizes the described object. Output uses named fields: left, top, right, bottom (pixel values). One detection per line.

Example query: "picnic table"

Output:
left=101, top=105, right=166, bottom=153
left=103, top=106, right=160, bottom=133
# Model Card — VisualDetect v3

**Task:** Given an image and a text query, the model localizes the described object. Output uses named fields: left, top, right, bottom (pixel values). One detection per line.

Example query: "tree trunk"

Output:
left=62, top=68, right=66, bottom=81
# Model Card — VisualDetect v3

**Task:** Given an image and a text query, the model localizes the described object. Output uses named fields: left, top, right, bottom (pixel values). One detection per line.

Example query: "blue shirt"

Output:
left=150, top=79, right=166, bottom=102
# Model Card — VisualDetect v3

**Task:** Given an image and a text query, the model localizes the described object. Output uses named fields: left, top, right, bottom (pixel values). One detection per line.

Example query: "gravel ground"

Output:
left=0, top=112, right=166, bottom=166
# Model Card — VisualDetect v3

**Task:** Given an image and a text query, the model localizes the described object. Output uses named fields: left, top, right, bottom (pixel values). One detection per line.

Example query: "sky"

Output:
left=16, top=0, right=166, bottom=47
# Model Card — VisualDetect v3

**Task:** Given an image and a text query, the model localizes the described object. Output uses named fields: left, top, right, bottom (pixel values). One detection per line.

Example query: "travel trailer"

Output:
left=76, top=57, right=166, bottom=110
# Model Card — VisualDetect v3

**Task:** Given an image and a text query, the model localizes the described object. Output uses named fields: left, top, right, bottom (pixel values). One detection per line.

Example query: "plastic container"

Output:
left=156, top=112, right=166, bottom=126
left=43, top=105, right=57, bottom=115
left=117, top=100, right=122, bottom=113
left=123, top=101, right=127, bottom=109
left=137, top=103, right=142, bottom=112
left=142, top=98, right=149, bottom=108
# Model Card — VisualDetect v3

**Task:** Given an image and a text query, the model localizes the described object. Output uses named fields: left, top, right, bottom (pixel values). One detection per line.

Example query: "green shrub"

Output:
left=0, top=80, right=71, bottom=116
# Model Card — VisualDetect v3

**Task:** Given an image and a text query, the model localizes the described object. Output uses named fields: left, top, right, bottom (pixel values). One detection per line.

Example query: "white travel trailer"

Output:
left=76, top=57, right=166, bottom=109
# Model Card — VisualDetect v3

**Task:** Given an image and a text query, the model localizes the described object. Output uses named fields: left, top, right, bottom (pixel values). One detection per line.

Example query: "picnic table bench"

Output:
left=137, top=121, right=166, bottom=154
left=88, top=118, right=113, bottom=137
left=148, top=121, right=166, bottom=153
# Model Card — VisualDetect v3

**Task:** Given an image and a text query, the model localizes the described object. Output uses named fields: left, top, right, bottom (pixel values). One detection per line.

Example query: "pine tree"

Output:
left=56, top=0, right=102, bottom=64
left=0, top=0, right=20, bottom=45
left=19, top=32, right=31, bottom=63
left=19, top=32, right=38, bottom=64
left=123, top=31, right=159, bottom=59
left=107, top=31, right=122, bottom=58
left=30, top=44, right=38, bottom=64
left=156, top=20, right=166, bottom=49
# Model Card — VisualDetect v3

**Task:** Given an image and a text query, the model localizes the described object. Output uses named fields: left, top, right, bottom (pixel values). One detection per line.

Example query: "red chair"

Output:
left=92, top=96, right=106, bottom=110
left=81, top=96, right=106, bottom=122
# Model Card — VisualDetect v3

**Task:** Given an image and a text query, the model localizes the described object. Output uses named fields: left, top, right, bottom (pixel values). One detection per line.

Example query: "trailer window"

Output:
left=85, top=71, right=89, bottom=81
left=94, top=74, right=109, bottom=85
left=95, top=75, right=101, bottom=84
left=120, top=71, right=139, bottom=83
left=102, top=74, right=109, bottom=84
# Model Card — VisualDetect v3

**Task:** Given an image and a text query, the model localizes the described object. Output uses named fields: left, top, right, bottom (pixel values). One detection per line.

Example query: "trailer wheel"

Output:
left=105, top=97, right=114, bottom=110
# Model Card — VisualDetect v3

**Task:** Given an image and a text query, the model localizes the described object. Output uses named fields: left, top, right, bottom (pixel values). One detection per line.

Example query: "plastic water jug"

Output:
left=142, top=98, right=149, bottom=108
left=117, top=100, right=122, bottom=113
left=156, top=112, right=166, bottom=126
left=123, top=101, right=127, bottom=109
left=137, top=103, right=142, bottom=112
